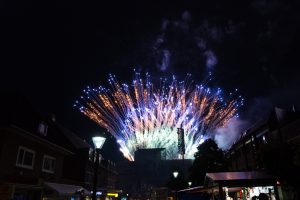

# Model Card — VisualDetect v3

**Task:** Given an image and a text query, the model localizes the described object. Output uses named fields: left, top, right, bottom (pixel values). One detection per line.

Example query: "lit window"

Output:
left=16, top=147, right=35, bottom=169
left=262, top=136, right=267, bottom=143
left=38, top=122, right=48, bottom=136
left=42, top=155, right=56, bottom=173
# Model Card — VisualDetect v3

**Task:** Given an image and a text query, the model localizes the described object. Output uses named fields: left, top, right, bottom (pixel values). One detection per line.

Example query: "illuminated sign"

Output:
left=107, top=193, right=119, bottom=197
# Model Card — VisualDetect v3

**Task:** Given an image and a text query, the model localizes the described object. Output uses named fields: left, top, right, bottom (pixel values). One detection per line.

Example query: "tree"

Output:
left=189, top=139, right=227, bottom=186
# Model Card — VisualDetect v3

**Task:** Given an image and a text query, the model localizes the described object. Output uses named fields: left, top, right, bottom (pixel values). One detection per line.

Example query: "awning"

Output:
left=179, top=171, right=278, bottom=194
left=206, top=171, right=275, bottom=181
left=205, top=171, right=278, bottom=187
left=44, top=182, right=90, bottom=195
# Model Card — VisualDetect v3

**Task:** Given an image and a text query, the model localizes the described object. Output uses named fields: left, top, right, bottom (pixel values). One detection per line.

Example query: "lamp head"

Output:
left=92, top=136, right=106, bottom=149
left=173, top=171, right=179, bottom=178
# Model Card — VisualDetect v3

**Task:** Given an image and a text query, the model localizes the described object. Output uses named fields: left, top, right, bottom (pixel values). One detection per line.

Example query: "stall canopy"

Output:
left=179, top=171, right=280, bottom=200
left=205, top=171, right=277, bottom=187
left=44, top=182, right=90, bottom=195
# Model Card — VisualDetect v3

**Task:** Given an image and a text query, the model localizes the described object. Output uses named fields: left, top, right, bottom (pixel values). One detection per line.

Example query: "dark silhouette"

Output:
left=189, top=139, right=227, bottom=185
left=258, top=193, right=268, bottom=200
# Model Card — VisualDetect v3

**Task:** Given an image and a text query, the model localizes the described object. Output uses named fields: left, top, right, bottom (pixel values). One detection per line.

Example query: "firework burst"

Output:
left=75, top=73, right=243, bottom=161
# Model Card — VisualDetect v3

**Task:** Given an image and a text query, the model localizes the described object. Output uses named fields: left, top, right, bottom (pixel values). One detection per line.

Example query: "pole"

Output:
left=274, top=184, right=280, bottom=200
left=92, top=149, right=100, bottom=200
left=182, top=154, right=185, bottom=184
left=218, top=184, right=224, bottom=200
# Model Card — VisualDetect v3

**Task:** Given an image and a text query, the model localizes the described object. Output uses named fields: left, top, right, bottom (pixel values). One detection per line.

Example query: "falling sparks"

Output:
left=75, top=73, right=243, bottom=161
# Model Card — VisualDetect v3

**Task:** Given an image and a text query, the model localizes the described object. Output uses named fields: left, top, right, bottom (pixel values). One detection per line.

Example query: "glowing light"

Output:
left=92, top=136, right=106, bottom=149
left=75, top=73, right=242, bottom=161
left=107, top=193, right=118, bottom=197
left=173, top=171, right=179, bottom=178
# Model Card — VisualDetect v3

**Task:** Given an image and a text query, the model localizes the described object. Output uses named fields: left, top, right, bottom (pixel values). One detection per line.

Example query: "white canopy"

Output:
left=44, top=182, right=90, bottom=195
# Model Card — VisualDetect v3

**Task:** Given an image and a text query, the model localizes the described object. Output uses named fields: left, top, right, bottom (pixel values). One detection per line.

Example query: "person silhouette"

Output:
left=258, top=193, right=269, bottom=200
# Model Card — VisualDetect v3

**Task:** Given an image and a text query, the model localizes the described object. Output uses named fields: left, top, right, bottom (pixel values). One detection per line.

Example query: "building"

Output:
left=227, top=107, right=300, bottom=171
left=225, top=107, right=300, bottom=199
left=57, top=122, right=118, bottom=192
left=0, top=125, right=72, bottom=200
left=177, top=107, right=300, bottom=200
left=116, top=148, right=193, bottom=200
left=36, top=117, right=118, bottom=199
left=0, top=92, right=118, bottom=199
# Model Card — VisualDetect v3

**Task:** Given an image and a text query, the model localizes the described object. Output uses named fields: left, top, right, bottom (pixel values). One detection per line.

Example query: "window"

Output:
left=16, top=147, right=35, bottom=169
left=262, top=135, right=267, bottom=143
left=38, top=122, right=48, bottom=136
left=42, top=155, right=56, bottom=173
left=85, top=171, right=94, bottom=184
left=88, top=148, right=95, bottom=161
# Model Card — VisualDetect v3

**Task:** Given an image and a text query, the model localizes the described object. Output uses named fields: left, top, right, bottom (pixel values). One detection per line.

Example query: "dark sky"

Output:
left=1, top=0, right=300, bottom=160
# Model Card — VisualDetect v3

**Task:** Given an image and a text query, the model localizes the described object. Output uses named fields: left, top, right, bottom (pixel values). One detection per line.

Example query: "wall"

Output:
left=0, top=128, right=64, bottom=184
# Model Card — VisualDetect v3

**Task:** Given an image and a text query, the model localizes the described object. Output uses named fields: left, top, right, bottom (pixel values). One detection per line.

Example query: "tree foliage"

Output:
left=189, top=139, right=227, bottom=186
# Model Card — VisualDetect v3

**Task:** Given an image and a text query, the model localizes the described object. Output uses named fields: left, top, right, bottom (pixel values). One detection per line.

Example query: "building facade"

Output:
left=227, top=107, right=300, bottom=172
left=0, top=93, right=118, bottom=199
left=226, top=107, right=300, bottom=199
left=0, top=126, right=71, bottom=200
left=117, top=148, right=193, bottom=200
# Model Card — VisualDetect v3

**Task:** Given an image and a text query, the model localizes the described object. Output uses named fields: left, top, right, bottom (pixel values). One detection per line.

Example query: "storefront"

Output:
left=178, top=171, right=281, bottom=200
left=225, top=186, right=277, bottom=199
left=91, top=188, right=127, bottom=200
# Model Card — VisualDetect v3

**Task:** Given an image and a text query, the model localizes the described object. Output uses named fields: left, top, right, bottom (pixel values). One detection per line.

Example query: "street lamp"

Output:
left=188, top=181, right=192, bottom=187
left=92, top=136, right=106, bottom=200
left=173, top=171, right=179, bottom=178
left=172, top=171, right=179, bottom=200
left=92, top=136, right=106, bottom=149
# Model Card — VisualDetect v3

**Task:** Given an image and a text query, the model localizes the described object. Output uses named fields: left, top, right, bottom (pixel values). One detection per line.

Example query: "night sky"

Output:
left=1, top=0, right=300, bottom=161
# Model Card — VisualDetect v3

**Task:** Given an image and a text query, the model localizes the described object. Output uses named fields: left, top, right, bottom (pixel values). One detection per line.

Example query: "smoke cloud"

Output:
left=143, top=7, right=299, bottom=150
left=151, top=11, right=228, bottom=73
left=204, top=50, right=218, bottom=70
left=214, top=118, right=249, bottom=150
left=150, top=11, right=247, bottom=148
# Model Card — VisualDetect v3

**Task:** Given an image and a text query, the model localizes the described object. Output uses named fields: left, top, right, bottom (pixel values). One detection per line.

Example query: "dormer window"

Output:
left=38, top=122, right=48, bottom=136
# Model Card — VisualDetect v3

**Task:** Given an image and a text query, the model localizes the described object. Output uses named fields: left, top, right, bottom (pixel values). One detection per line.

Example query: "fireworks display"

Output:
left=75, top=73, right=243, bottom=161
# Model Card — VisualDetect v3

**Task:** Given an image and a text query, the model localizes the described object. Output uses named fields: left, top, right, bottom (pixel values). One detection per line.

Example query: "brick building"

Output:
left=0, top=125, right=72, bottom=200
left=225, top=107, right=300, bottom=199
left=227, top=107, right=300, bottom=171
left=0, top=92, right=118, bottom=199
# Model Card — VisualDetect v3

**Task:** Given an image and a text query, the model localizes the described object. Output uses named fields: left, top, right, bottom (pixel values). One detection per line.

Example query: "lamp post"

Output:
left=172, top=171, right=179, bottom=200
left=92, top=136, right=106, bottom=200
